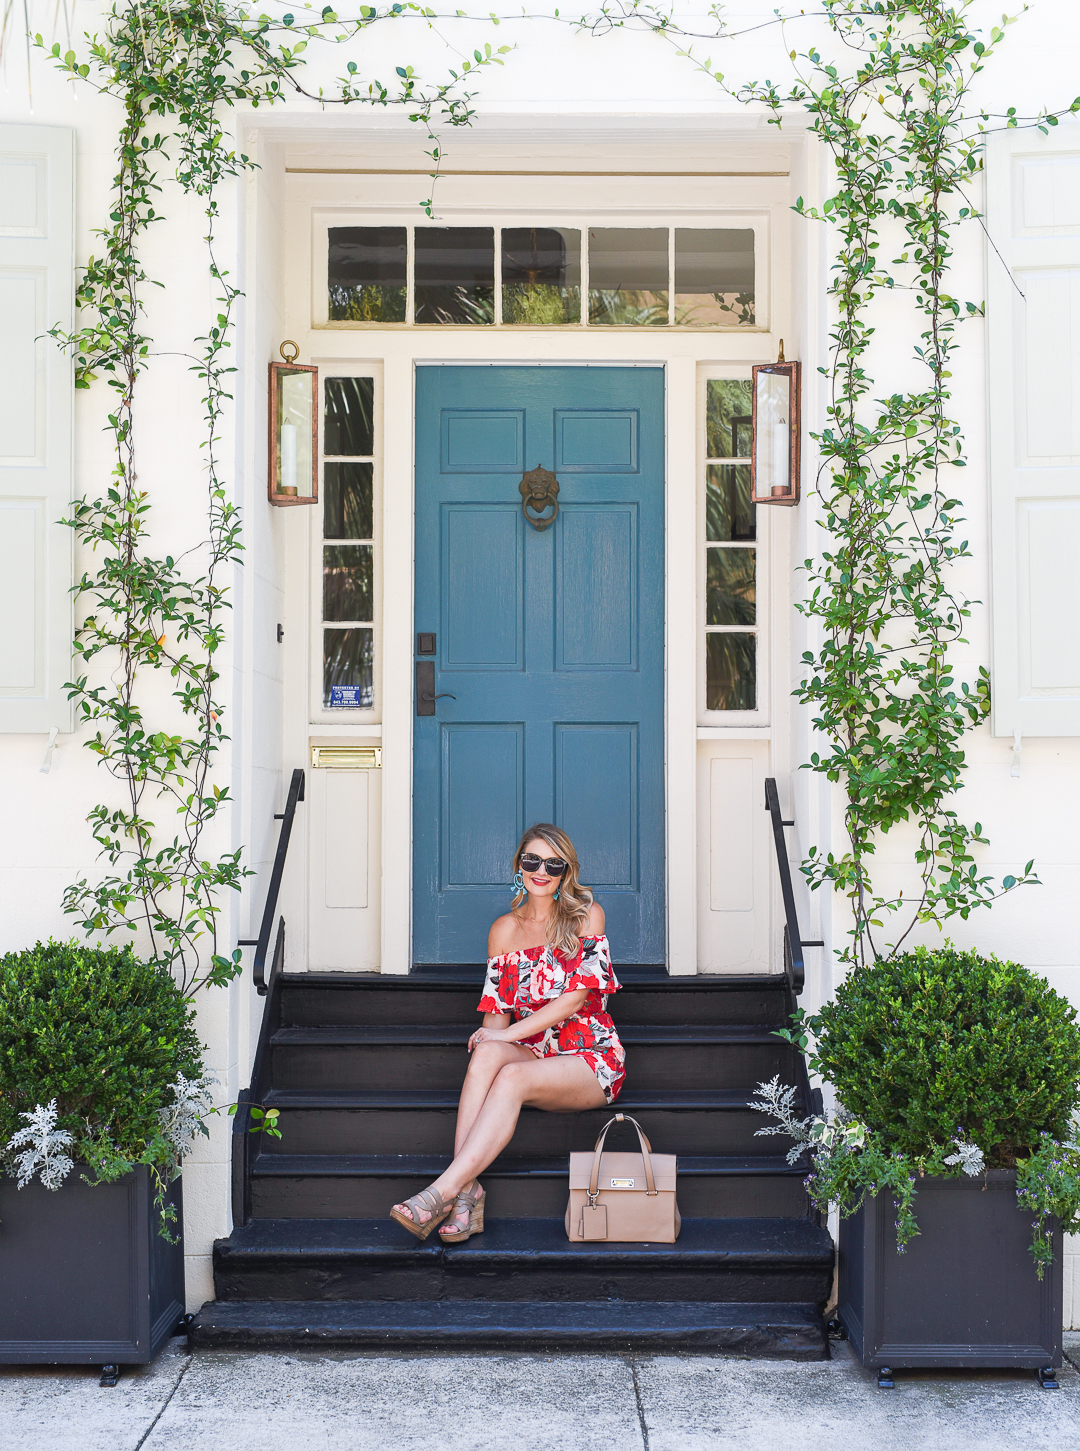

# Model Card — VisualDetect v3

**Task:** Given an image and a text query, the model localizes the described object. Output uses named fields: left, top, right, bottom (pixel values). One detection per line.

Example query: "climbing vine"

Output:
left=28, top=0, right=1080, bottom=986
left=585, top=0, right=1074, bottom=965
left=38, top=1, right=507, bottom=995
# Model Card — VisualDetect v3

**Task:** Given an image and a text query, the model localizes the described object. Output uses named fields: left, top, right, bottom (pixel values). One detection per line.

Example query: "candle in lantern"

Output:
left=279, top=420, right=298, bottom=496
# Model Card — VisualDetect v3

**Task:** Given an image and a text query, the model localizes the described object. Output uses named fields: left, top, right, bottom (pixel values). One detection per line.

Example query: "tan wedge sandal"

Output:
left=437, top=1182, right=485, bottom=1243
left=389, top=1185, right=452, bottom=1241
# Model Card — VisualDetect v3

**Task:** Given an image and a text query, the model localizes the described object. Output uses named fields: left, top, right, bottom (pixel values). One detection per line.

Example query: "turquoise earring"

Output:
left=554, top=887, right=560, bottom=901
left=512, top=869, right=525, bottom=896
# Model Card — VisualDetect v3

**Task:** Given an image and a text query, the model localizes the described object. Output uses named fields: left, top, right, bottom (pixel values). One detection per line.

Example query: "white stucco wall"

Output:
left=3, top=0, right=1080, bottom=1321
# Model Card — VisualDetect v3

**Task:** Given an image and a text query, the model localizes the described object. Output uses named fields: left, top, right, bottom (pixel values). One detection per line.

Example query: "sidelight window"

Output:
left=326, top=224, right=757, bottom=327
left=321, top=376, right=375, bottom=710
left=704, top=377, right=758, bottom=712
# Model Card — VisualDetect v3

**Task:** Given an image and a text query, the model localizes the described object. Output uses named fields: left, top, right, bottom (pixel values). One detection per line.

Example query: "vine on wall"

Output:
left=594, top=0, right=1074, bottom=965
left=42, top=1, right=507, bottom=995
left=33, top=0, right=1079, bottom=985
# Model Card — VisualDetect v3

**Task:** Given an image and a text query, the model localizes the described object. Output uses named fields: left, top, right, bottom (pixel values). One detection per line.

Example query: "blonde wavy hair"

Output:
left=511, top=823, right=594, bottom=958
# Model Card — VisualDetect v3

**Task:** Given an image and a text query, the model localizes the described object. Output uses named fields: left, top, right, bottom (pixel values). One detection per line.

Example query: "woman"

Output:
left=390, top=823, right=625, bottom=1241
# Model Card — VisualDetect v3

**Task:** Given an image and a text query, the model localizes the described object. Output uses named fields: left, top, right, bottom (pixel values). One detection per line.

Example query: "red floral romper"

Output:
left=477, top=934, right=626, bottom=1104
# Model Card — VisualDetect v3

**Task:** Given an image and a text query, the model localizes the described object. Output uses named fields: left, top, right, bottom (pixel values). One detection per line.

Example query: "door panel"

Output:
left=442, top=506, right=523, bottom=668
left=442, top=723, right=524, bottom=887
left=556, top=506, right=637, bottom=670
left=414, top=366, right=664, bottom=964
left=555, top=410, right=639, bottom=471
left=555, top=723, right=637, bottom=887
left=442, top=410, right=524, bottom=472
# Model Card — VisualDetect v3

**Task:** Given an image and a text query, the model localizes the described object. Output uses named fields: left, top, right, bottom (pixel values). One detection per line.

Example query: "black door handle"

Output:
left=416, top=661, right=455, bottom=716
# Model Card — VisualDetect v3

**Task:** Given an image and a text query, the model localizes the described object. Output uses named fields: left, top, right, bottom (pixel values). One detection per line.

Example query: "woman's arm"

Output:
left=470, top=989, right=588, bottom=1050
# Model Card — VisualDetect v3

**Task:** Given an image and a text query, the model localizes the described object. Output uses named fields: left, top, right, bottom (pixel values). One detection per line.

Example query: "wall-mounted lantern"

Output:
left=751, top=342, right=801, bottom=506
left=269, top=341, right=318, bottom=506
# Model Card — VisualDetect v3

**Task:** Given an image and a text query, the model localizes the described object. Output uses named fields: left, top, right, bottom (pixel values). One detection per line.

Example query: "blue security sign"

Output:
left=330, top=685, right=365, bottom=708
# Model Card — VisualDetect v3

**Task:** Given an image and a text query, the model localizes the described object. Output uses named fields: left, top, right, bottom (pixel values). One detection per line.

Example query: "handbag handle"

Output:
left=588, top=1112, right=657, bottom=1198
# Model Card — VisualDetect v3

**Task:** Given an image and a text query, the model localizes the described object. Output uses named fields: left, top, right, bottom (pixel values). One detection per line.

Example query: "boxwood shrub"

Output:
left=0, top=940, right=204, bottom=1173
left=810, top=945, right=1080, bottom=1163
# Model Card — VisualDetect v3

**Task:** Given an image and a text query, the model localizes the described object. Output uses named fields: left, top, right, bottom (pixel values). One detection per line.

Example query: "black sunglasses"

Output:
left=519, top=853, right=568, bottom=876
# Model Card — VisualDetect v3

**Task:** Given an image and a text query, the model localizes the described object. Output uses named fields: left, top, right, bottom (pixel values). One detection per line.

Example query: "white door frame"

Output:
left=258, top=120, right=805, bottom=976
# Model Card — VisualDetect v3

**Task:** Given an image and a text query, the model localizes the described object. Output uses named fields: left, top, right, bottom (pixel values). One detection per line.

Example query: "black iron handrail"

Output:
left=764, top=777, right=823, bottom=996
left=238, top=767, right=305, bottom=995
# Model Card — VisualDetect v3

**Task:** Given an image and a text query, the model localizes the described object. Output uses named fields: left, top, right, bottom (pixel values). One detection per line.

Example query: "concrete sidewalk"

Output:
left=2, top=1336, right=1079, bottom=1451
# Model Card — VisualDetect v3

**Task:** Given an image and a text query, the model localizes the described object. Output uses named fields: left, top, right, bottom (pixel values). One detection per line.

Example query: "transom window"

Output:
left=704, top=378, right=758, bottom=711
left=320, top=376, right=375, bottom=711
left=327, top=225, right=756, bottom=327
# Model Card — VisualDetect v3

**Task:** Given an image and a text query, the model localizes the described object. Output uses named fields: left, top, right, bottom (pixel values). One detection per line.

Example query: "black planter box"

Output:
left=0, top=1165, right=184, bottom=1365
left=838, top=1170, right=1061, bottom=1370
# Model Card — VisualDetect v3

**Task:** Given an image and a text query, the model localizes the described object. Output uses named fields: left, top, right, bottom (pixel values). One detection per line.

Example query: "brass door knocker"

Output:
left=519, top=465, right=560, bottom=532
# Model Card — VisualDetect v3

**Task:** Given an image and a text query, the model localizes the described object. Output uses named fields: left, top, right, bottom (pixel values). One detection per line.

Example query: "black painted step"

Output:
left=190, top=1294, right=828, bottom=1356
left=259, top=1088, right=792, bottom=1157
left=214, top=1217, right=832, bottom=1305
left=248, top=1153, right=811, bottom=1220
left=278, top=972, right=793, bottom=1029
left=267, top=1022, right=797, bottom=1093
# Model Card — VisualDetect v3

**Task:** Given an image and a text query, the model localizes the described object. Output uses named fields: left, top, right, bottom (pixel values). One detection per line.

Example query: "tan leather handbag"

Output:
left=565, top=1112, right=681, bottom=1243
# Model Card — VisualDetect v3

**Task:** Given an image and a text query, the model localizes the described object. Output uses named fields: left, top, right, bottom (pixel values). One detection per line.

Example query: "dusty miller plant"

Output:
left=5, top=1101, right=76, bottom=1191
left=32, top=1, right=507, bottom=995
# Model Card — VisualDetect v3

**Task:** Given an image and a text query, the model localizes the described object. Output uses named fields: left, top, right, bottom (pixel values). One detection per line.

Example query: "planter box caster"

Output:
left=1037, top=1367, right=1059, bottom=1390
left=877, top=1366, right=894, bottom=1389
left=99, top=1365, right=120, bottom=1388
left=826, top=1317, right=847, bottom=1341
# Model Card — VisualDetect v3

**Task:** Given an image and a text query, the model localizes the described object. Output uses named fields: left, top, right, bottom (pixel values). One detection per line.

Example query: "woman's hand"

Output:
left=469, top=1025, right=514, bottom=1051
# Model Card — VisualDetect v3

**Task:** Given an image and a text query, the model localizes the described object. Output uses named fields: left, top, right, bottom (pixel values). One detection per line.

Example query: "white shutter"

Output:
left=987, top=124, right=1080, bottom=736
left=0, top=124, right=74, bottom=733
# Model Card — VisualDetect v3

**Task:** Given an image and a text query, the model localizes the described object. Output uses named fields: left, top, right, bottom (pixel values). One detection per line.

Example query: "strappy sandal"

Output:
left=438, top=1182, right=486, bottom=1243
left=389, top=1185, right=451, bottom=1241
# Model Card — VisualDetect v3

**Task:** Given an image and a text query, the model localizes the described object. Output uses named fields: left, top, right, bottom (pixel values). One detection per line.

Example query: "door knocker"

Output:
left=519, top=465, right=560, bottom=532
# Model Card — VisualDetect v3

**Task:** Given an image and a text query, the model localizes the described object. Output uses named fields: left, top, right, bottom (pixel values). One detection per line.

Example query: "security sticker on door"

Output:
left=330, top=685, right=366, bottom=708
left=611, top=1178, right=635, bottom=1188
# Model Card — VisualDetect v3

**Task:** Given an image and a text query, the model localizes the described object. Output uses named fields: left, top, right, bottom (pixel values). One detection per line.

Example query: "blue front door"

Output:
left=413, top=366, right=665, bottom=963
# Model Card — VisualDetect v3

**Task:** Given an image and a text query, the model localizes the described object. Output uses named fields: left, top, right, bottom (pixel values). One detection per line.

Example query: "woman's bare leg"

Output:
left=391, top=1040, right=531, bottom=1227
left=452, top=1041, right=534, bottom=1156
left=431, top=1055, right=605, bottom=1204
left=392, top=1054, right=606, bottom=1229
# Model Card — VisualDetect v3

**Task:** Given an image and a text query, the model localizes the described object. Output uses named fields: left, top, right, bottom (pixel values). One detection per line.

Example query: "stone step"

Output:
left=278, top=971, right=793, bottom=1029
left=212, top=1216, right=833, bottom=1305
left=267, top=1022, right=797, bottom=1093
left=247, top=1153, right=811, bottom=1220
left=190, top=1294, right=828, bottom=1357
left=259, top=1087, right=792, bottom=1157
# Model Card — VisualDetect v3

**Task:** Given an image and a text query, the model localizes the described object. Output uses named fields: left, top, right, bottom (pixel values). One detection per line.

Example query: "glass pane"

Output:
left=588, top=228, right=668, bottom=325
left=275, top=369, right=313, bottom=498
left=324, top=377, right=374, bottom=457
left=323, top=544, right=373, bottom=622
left=675, top=229, right=755, bottom=325
left=328, top=227, right=407, bottom=322
left=324, top=462, right=373, bottom=540
left=706, top=465, right=755, bottom=542
left=414, top=227, right=495, bottom=324
left=707, top=548, right=756, bottom=625
left=706, top=379, right=753, bottom=459
left=324, top=627, right=374, bottom=709
left=502, top=227, right=581, bottom=324
left=706, top=632, right=756, bottom=711
left=756, top=368, right=792, bottom=497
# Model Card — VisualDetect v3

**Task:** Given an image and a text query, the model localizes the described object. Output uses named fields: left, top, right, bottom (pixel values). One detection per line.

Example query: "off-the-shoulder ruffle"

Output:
left=565, top=934, right=619, bottom=997
left=477, top=934, right=618, bottom=1016
left=485, top=933, right=608, bottom=968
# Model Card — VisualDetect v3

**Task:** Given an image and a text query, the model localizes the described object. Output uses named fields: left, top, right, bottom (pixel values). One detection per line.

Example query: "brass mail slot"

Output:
left=310, top=747, right=382, bottom=770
